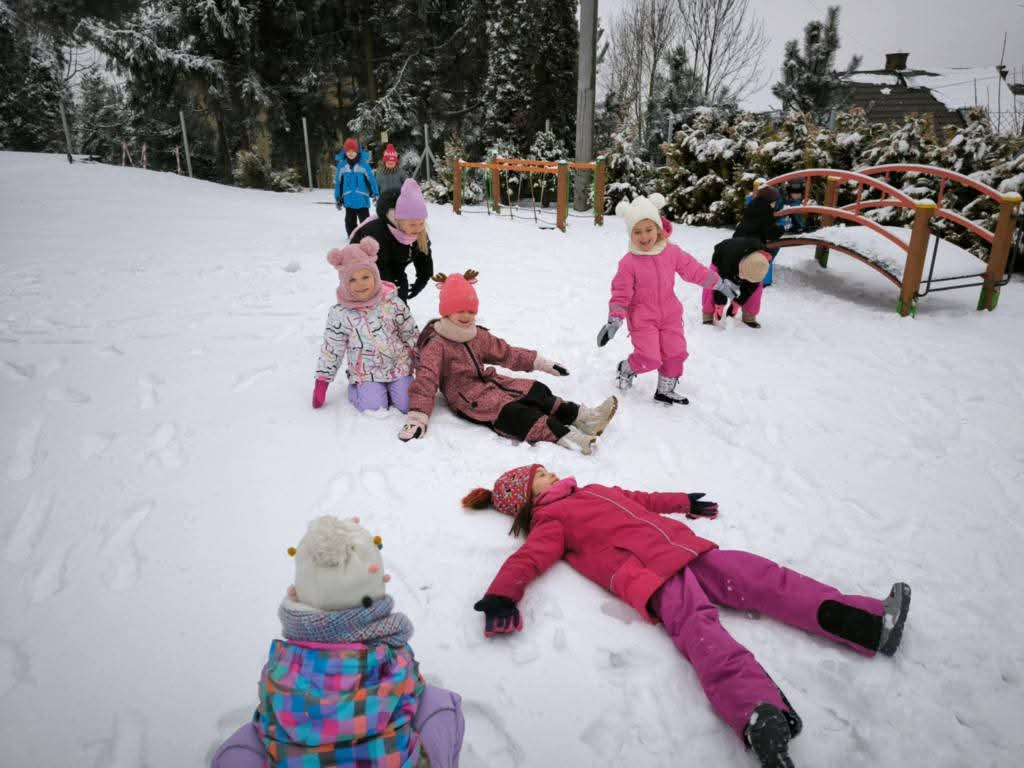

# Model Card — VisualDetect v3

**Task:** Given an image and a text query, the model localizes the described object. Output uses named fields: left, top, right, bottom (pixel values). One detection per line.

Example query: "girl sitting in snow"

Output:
left=398, top=271, right=618, bottom=454
left=211, top=515, right=465, bottom=768
left=312, top=237, right=419, bottom=413
left=464, top=464, right=912, bottom=768
left=376, top=143, right=406, bottom=197
left=596, top=193, right=739, bottom=405
left=702, top=236, right=772, bottom=329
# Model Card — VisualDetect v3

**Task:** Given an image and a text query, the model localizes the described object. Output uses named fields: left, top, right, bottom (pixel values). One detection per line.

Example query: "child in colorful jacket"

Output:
left=398, top=271, right=618, bottom=454
left=464, top=464, right=912, bottom=768
left=596, top=193, right=739, bottom=405
left=702, top=236, right=772, bottom=329
left=312, top=237, right=418, bottom=413
left=211, top=515, right=465, bottom=768
left=377, top=143, right=406, bottom=197
left=335, top=138, right=380, bottom=236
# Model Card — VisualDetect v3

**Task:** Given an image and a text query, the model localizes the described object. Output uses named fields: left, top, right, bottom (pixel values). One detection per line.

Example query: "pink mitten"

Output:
left=312, top=378, right=329, bottom=409
left=712, top=305, right=725, bottom=323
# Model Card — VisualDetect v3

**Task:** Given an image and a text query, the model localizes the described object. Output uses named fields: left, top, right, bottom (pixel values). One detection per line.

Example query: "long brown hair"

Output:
left=462, top=488, right=534, bottom=537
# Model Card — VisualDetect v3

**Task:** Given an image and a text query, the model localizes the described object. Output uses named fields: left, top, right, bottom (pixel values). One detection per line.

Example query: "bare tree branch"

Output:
left=676, top=0, right=767, bottom=104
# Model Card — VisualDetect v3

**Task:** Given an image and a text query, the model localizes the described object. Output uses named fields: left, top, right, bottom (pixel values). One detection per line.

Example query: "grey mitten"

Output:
left=596, top=317, right=623, bottom=348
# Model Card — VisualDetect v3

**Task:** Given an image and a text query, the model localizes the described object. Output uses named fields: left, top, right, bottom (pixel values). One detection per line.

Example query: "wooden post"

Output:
left=141, top=143, right=148, bottom=169
left=594, top=156, right=606, bottom=226
left=556, top=161, right=569, bottom=232
left=490, top=165, right=501, bottom=213
left=899, top=201, right=936, bottom=316
left=815, top=175, right=840, bottom=268
left=179, top=110, right=193, bottom=178
left=978, top=193, right=1022, bottom=311
left=301, top=117, right=314, bottom=190
left=58, top=99, right=73, bottom=164
left=175, top=146, right=182, bottom=175
left=453, top=160, right=463, bottom=215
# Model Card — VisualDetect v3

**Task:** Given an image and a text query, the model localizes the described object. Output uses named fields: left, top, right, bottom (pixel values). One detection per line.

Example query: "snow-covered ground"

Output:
left=2, top=152, right=1024, bottom=768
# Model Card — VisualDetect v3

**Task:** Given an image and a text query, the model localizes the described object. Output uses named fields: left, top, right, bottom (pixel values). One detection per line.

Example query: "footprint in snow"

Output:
left=0, top=639, right=33, bottom=696
left=6, top=420, right=44, bottom=481
left=3, top=360, right=35, bottom=381
left=145, top=423, right=184, bottom=469
left=233, top=364, right=278, bottom=392
left=30, top=541, right=71, bottom=603
left=46, top=385, right=92, bottom=404
left=85, top=710, right=148, bottom=768
left=100, top=501, right=154, bottom=591
left=138, top=375, right=160, bottom=410
left=4, top=491, right=52, bottom=563
left=461, top=699, right=525, bottom=768
left=81, top=432, right=116, bottom=460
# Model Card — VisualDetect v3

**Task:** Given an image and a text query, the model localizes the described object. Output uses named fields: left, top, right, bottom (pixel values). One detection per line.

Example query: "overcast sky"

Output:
left=597, top=0, right=1024, bottom=110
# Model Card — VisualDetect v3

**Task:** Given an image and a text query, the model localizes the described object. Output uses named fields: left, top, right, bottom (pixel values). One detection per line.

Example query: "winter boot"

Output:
left=573, top=396, right=618, bottom=436
left=556, top=425, right=596, bottom=455
left=702, top=311, right=715, bottom=326
left=727, top=301, right=740, bottom=318
left=742, top=311, right=761, bottom=329
left=877, top=582, right=912, bottom=656
left=616, top=360, right=636, bottom=391
left=744, top=703, right=795, bottom=768
left=654, top=375, right=689, bottom=405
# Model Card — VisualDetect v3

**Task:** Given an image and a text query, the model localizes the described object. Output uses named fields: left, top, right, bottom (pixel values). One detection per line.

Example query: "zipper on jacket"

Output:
left=463, top=342, right=522, bottom=397
left=581, top=489, right=699, bottom=562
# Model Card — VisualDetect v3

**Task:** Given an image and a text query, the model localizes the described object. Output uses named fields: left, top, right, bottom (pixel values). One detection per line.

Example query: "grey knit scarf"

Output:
left=279, top=594, right=414, bottom=647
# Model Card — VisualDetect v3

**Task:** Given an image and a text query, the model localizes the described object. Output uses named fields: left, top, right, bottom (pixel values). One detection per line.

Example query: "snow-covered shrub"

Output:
left=602, top=134, right=657, bottom=213
left=527, top=129, right=568, bottom=205
left=233, top=150, right=300, bottom=192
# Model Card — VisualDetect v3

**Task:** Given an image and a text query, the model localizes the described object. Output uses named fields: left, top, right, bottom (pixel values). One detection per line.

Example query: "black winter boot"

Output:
left=744, top=703, right=795, bottom=768
left=878, top=582, right=912, bottom=656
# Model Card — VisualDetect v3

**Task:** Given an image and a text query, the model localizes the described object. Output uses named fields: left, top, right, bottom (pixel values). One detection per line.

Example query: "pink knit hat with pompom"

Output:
left=327, top=237, right=383, bottom=307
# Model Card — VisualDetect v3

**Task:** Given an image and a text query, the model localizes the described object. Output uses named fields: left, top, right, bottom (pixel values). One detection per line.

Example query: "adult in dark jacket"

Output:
left=350, top=179, right=433, bottom=302
left=734, top=185, right=783, bottom=245
left=701, top=237, right=772, bottom=329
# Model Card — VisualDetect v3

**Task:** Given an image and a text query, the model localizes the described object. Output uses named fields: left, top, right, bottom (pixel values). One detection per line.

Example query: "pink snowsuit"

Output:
left=609, top=242, right=719, bottom=377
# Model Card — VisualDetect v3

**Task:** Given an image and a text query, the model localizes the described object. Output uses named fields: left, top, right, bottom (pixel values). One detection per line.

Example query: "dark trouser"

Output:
left=493, top=382, right=579, bottom=442
left=345, top=206, right=370, bottom=235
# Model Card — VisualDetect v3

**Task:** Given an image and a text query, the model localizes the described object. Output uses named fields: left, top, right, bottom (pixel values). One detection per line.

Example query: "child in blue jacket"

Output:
left=335, top=138, right=380, bottom=235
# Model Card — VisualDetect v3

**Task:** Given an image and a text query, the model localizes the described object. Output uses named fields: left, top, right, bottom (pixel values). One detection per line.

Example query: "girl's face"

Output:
left=384, top=159, right=398, bottom=169
left=348, top=268, right=376, bottom=300
left=397, top=218, right=425, bottom=236
left=531, top=466, right=560, bottom=498
left=631, top=219, right=661, bottom=250
left=448, top=310, right=476, bottom=328
left=346, top=150, right=358, bottom=160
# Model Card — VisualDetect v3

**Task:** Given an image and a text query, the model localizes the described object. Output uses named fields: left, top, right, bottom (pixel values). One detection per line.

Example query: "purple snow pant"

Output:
left=701, top=264, right=763, bottom=317
left=650, top=549, right=883, bottom=741
left=211, top=685, right=464, bottom=768
left=347, top=375, right=412, bottom=413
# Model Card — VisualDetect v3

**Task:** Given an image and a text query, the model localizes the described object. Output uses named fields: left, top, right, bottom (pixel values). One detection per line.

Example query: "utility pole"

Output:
left=573, top=0, right=598, bottom=212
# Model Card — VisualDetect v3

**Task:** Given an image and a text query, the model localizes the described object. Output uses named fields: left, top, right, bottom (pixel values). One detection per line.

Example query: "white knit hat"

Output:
left=615, top=193, right=666, bottom=233
left=291, top=516, right=387, bottom=611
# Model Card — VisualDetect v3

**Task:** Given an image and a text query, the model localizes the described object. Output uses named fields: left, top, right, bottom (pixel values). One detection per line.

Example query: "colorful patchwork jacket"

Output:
left=257, top=639, right=426, bottom=767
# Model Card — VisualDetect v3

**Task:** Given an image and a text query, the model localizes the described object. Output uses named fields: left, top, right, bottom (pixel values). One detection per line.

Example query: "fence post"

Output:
left=179, top=110, right=193, bottom=178
left=58, top=99, right=74, bottom=164
left=899, top=201, right=936, bottom=317
left=556, top=161, right=569, bottom=232
left=978, top=193, right=1022, bottom=311
left=453, top=160, right=463, bottom=215
left=815, top=175, right=840, bottom=267
left=301, top=117, right=314, bottom=190
left=594, top=156, right=606, bottom=226
left=423, top=123, right=432, bottom=182
left=175, top=146, right=182, bottom=174
left=490, top=164, right=501, bottom=214
left=141, top=143, right=148, bottom=169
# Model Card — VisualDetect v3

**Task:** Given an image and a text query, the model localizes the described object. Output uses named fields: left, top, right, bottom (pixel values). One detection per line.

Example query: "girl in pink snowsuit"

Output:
left=464, top=463, right=913, bottom=768
left=596, top=194, right=739, bottom=404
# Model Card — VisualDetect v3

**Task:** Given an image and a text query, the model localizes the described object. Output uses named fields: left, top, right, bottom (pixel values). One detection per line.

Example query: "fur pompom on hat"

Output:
left=463, top=464, right=540, bottom=518
left=327, top=237, right=383, bottom=306
left=383, top=144, right=399, bottom=163
left=291, top=515, right=387, bottom=612
left=395, top=179, right=428, bottom=220
left=739, top=250, right=772, bottom=283
left=755, top=185, right=780, bottom=203
left=616, top=193, right=666, bottom=234
left=343, top=138, right=359, bottom=153
left=434, top=269, right=480, bottom=316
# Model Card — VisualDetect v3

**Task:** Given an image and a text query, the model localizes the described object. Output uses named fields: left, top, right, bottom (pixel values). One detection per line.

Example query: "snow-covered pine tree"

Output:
left=857, top=114, right=941, bottom=225
left=528, top=0, right=577, bottom=152
left=527, top=128, right=568, bottom=205
left=482, top=0, right=534, bottom=153
left=772, top=5, right=861, bottom=120
left=75, top=73, right=130, bottom=163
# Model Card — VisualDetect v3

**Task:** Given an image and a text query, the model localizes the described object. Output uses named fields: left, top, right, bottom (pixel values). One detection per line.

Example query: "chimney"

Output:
left=885, top=52, right=909, bottom=72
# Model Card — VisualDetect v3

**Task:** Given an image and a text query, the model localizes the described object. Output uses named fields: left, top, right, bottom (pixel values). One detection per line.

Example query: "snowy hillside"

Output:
left=1, top=152, right=1023, bottom=767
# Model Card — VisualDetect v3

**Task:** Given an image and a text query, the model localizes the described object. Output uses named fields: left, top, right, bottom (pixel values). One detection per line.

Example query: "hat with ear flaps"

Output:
left=463, top=464, right=540, bottom=518
left=289, top=515, right=388, bottom=611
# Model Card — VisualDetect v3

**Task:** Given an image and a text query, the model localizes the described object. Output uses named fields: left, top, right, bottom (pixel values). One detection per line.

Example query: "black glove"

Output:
left=726, top=301, right=740, bottom=318
left=685, top=493, right=719, bottom=520
left=553, top=364, right=569, bottom=376
left=473, top=595, right=523, bottom=637
left=335, top=198, right=342, bottom=210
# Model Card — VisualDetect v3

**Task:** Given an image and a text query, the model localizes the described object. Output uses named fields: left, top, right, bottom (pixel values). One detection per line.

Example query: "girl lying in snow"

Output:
left=211, top=515, right=464, bottom=768
left=398, top=270, right=618, bottom=454
left=464, top=465, right=912, bottom=768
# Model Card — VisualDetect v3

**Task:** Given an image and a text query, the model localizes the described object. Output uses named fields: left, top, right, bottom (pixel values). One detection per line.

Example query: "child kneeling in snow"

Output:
left=398, top=271, right=617, bottom=454
left=464, top=465, right=912, bottom=768
left=596, top=193, right=739, bottom=405
left=702, top=236, right=773, bottom=329
left=212, top=516, right=464, bottom=768
left=312, top=237, right=419, bottom=412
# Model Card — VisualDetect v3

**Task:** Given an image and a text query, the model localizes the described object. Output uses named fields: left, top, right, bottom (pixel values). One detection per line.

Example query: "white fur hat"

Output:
left=615, top=193, right=666, bottom=233
left=292, top=516, right=387, bottom=611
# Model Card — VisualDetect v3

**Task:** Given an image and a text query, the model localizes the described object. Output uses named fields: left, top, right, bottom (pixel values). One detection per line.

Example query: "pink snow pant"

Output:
left=651, top=549, right=883, bottom=741
left=211, top=685, right=465, bottom=768
left=627, top=324, right=688, bottom=378
left=347, top=375, right=412, bottom=413
left=701, top=265, right=763, bottom=317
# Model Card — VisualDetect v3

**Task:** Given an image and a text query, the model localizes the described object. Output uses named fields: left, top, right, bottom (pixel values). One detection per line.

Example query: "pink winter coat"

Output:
left=408, top=323, right=539, bottom=423
left=486, top=480, right=717, bottom=622
left=609, top=242, right=718, bottom=330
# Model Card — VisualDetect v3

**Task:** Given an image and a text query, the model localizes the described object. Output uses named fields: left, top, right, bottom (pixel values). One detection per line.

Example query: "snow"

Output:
left=2, top=152, right=1024, bottom=767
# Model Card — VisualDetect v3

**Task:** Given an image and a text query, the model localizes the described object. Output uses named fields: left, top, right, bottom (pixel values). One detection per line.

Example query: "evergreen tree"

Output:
left=482, top=0, right=534, bottom=153
left=75, top=72, right=130, bottom=162
left=772, top=6, right=861, bottom=119
left=528, top=0, right=578, bottom=152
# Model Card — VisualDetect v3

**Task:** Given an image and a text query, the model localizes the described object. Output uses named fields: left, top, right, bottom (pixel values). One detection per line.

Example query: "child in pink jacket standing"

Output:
left=398, top=271, right=617, bottom=454
left=464, top=464, right=912, bottom=768
left=597, top=194, right=739, bottom=404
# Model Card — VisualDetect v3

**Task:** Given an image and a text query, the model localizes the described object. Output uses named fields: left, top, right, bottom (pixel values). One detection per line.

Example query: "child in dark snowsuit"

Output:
left=398, top=271, right=618, bottom=454
left=465, top=464, right=912, bottom=768
left=335, top=138, right=380, bottom=235
left=702, top=237, right=772, bottom=329
left=376, top=143, right=406, bottom=197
